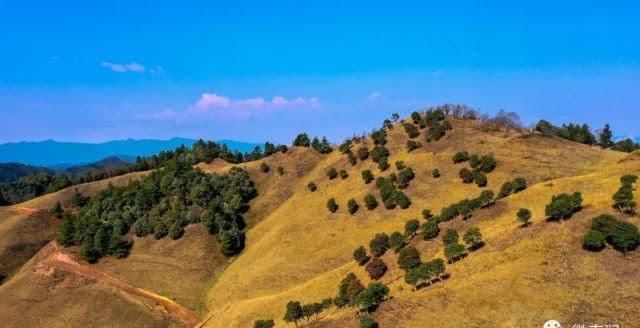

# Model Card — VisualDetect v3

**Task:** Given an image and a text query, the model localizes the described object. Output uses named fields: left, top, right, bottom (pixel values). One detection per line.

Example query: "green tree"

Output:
left=369, top=233, right=390, bottom=257
left=348, top=198, right=359, bottom=215
left=52, top=201, right=64, bottom=218
left=398, top=246, right=421, bottom=271
left=403, top=122, right=420, bottom=138
left=432, top=169, right=441, bottom=178
left=463, top=227, right=483, bottom=250
left=327, top=168, right=338, bottom=179
left=377, top=157, right=390, bottom=171
left=357, top=146, right=370, bottom=160
left=354, top=246, right=370, bottom=265
left=453, top=151, right=470, bottom=163
left=302, top=303, right=315, bottom=321
left=57, top=214, right=76, bottom=246
left=613, top=185, right=636, bottom=214
left=598, top=124, right=614, bottom=148
left=545, top=192, right=583, bottom=221
left=393, top=190, right=411, bottom=209
left=364, top=194, right=378, bottom=210
left=609, top=221, right=640, bottom=254
left=406, top=140, right=421, bottom=152
left=359, top=315, right=379, bottom=328
left=293, top=133, right=311, bottom=147
left=355, top=283, right=390, bottom=312
left=254, top=319, right=275, bottom=328
left=405, top=219, right=420, bottom=237
left=153, top=221, right=169, bottom=239
left=339, top=169, right=349, bottom=179
left=474, top=172, right=487, bottom=187
left=517, top=208, right=532, bottom=227
left=365, top=257, right=388, bottom=280
left=277, top=166, right=285, bottom=176
left=422, top=220, right=440, bottom=240
left=307, top=182, right=317, bottom=192
left=442, top=229, right=459, bottom=245
left=620, top=174, right=638, bottom=186
left=389, top=231, right=406, bottom=252
left=444, top=242, right=465, bottom=263
left=337, top=273, right=365, bottom=306
left=362, top=170, right=374, bottom=184
left=327, top=198, right=338, bottom=213
left=459, top=168, right=474, bottom=183
left=422, top=209, right=433, bottom=220
left=348, top=152, right=358, bottom=165
left=260, top=162, right=270, bottom=173
left=370, top=145, right=390, bottom=163
left=169, top=222, right=184, bottom=240
left=582, top=230, right=606, bottom=252
left=283, top=301, right=303, bottom=326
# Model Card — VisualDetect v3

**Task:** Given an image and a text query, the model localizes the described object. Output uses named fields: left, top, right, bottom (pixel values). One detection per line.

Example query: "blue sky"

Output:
left=0, top=0, right=639, bottom=144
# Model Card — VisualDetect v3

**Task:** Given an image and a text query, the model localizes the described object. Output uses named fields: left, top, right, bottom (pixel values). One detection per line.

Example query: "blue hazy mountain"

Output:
left=0, top=138, right=262, bottom=167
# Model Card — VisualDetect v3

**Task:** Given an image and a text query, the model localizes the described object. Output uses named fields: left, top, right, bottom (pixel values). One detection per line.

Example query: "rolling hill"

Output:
left=0, top=115, right=639, bottom=328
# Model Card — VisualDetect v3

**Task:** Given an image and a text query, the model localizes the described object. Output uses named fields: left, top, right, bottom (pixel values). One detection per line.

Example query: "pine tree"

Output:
left=598, top=124, right=614, bottom=148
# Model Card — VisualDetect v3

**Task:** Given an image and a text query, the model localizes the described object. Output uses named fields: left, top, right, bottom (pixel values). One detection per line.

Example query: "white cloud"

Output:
left=101, top=62, right=146, bottom=73
left=367, top=91, right=382, bottom=101
left=190, top=92, right=319, bottom=114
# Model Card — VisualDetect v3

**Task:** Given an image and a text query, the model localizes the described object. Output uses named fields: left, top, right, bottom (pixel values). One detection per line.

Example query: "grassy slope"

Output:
left=201, top=119, right=639, bottom=327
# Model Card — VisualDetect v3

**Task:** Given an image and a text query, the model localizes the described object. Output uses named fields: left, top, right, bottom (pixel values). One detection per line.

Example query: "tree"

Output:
left=422, top=209, right=433, bottom=220
left=411, top=111, right=422, bottom=124
left=474, top=172, right=487, bottom=187
left=463, top=227, right=483, bottom=250
left=477, top=154, right=497, bottom=173
left=365, top=257, right=388, bottom=280
left=609, top=221, right=640, bottom=254
left=591, top=215, right=618, bottom=236
left=397, top=167, right=415, bottom=189
left=284, top=301, right=303, bottom=326
left=327, top=168, right=338, bottom=180
left=254, top=319, right=274, bottom=328
left=377, top=157, right=389, bottom=171
left=459, top=168, right=474, bottom=183
left=403, top=122, right=419, bottom=138
left=512, top=177, right=527, bottom=193
left=545, top=192, right=583, bottom=221
left=362, top=170, right=374, bottom=184
left=277, top=166, right=285, bottom=176
left=337, top=273, right=365, bottom=306
left=422, top=220, right=440, bottom=240
left=348, top=152, right=358, bottom=165
left=620, top=174, right=638, bottom=186
left=444, top=242, right=466, bottom=263
left=517, top=208, right=532, bottom=227
left=219, top=228, right=244, bottom=256
left=293, top=133, right=311, bottom=147
left=364, top=194, right=378, bottom=210
left=339, top=169, right=349, bottom=179
left=442, top=229, right=459, bottom=245
left=393, top=190, right=411, bottom=209
left=582, top=230, right=606, bottom=252
left=432, top=169, right=441, bottom=178
left=359, top=315, right=379, bottom=328
left=355, top=283, right=389, bottom=312
left=357, top=146, right=369, bottom=160
left=369, top=233, right=390, bottom=257
left=307, top=182, right=317, bottom=192
left=478, top=190, right=495, bottom=208
left=348, top=199, right=359, bottom=215
left=301, top=303, right=315, bottom=321
left=354, top=246, right=370, bottom=265
left=52, top=201, right=64, bottom=218
left=398, top=246, right=421, bottom=271
left=391, top=113, right=400, bottom=122
left=264, top=142, right=277, bottom=156
left=327, top=198, right=338, bottom=213
left=57, top=214, right=76, bottom=246
left=598, top=124, right=614, bottom=148
left=370, top=145, right=390, bottom=163
left=453, top=151, right=470, bottom=163
left=260, top=162, right=270, bottom=173
left=80, top=239, right=100, bottom=263
left=389, top=231, right=406, bottom=252
left=498, top=181, right=514, bottom=198
left=153, top=222, right=169, bottom=239
left=169, top=222, right=184, bottom=240
left=407, top=140, right=421, bottom=152
left=613, top=185, right=636, bottom=214
left=404, top=219, right=420, bottom=237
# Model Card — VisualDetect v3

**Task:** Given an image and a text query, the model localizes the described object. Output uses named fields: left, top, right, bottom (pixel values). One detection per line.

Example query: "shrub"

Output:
left=254, top=319, right=275, bottom=328
left=478, top=190, right=495, bottom=207
left=283, top=301, right=303, bottom=325
left=369, top=233, right=390, bottom=257
left=365, top=258, right=388, bottom=280
left=453, top=151, right=470, bottom=163
left=371, top=129, right=387, bottom=145
left=389, top=231, right=406, bottom=252
left=442, top=229, right=459, bottom=245
left=591, top=215, right=618, bottom=235
left=327, top=168, right=338, bottom=179
left=517, top=208, right=532, bottom=226
left=582, top=230, right=606, bottom=252
left=613, top=183, right=636, bottom=214
left=397, top=167, right=415, bottom=189
left=277, top=166, right=285, bottom=176
left=348, top=153, right=358, bottom=166
left=432, top=169, right=441, bottom=178
left=132, top=218, right=153, bottom=237
left=469, top=154, right=481, bottom=169
left=357, top=147, right=370, bottom=160
left=422, top=219, right=440, bottom=240
left=52, top=201, right=64, bottom=218
left=620, top=174, right=638, bottom=186
left=411, top=111, right=422, bottom=124
left=337, top=273, right=365, bottom=306
left=370, top=145, right=390, bottom=163
left=422, top=209, right=433, bottom=220
left=327, top=198, right=338, bottom=213
left=512, top=177, right=527, bottom=192
left=444, top=242, right=466, bottom=263
left=545, top=192, right=583, bottom=221
left=153, top=222, right=168, bottom=239
left=339, top=169, right=349, bottom=179
left=463, top=227, right=483, bottom=250
left=260, top=162, right=270, bottom=173
left=398, top=246, right=422, bottom=271
left=353, top=246, right=370, bottom=265
left=395, top=160, right=406, bottom=170
left=364, top=194, right=378, bottom=210
left=168, top=222, right=184, bottom=240
left=498, top=181, right=514, bottom=198
left=338, top=139, right=352, bottom=154
left=477, top=154, right=497, bottom=173
left=307, top=182, right=317, bottom=192
left=609, top=221, right=640, bottom=253
left=293, top=133, right=311, bottom=147
left=405, top=219, right=420, bottom=237
left=359, top=315, right=379, bottom=328
left=362, top=170, right=374, bottom=184
left=407, top=140, right=422, bottom=152
left=427, top=124, right=446, bottom=142
left=459, top=168, right=474, bottom=183
left=394, top=190, right=412, bottom=209
left=474, top=172, right=487, bottom=187
left=403, top=122, right=420, bottom=139
left=355, top=283, right=389, bottom=312
left=348, top=199, right=359, bottom=215
left=377, top=157, right=390, bottom=171
left=383, top=197, right=396, bottom=210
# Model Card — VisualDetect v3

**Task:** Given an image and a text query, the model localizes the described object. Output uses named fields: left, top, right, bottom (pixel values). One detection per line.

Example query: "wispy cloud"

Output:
left=189, top=92, right=319, bottom=115
left=101, top=61, right=146, bottom=73
left=367, top=91, right=382, bottom=101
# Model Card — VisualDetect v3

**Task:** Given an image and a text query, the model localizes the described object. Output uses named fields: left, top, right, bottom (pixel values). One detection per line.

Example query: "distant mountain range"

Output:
left=0, top=138, right=261, bottom=167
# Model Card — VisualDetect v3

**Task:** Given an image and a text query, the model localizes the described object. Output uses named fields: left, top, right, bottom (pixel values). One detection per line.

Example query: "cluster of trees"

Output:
left=403, top=122, right=420, bottom=139
left=57, top=160, right=256, bottom=262
left=406, top=139, right=422, bottom=152
left=545, top=192, right=583, bottom=221
left=370, top=144, right=391, bottom=171
left=453, top=151, right=496, bottom=187
left=498, top=177, right=527, bottom=198
left=535, top=120, right=640, bottom=152
left=375, top=176, right=411, bottom=209
left=583, top=215, right=640, bottom=254
left=434, top=190, right=496, bottom=223
left=292, top=133, right=333, bottom=154
left=334, top=273, right=390, bottom=313
left=613, top=175, right=637, bottom=214
left=283, top=298, right=333, bottom=326
left=423, top=109, right=452, bottom=142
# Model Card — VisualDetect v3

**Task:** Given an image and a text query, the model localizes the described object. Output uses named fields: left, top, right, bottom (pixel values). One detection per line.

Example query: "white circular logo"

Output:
left=543, top=320, right=562, bottom=328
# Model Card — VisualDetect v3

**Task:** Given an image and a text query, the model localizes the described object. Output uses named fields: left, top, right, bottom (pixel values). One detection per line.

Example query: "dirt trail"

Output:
left=7, top=206, right=40, bottom=214
left=43, top=242, right=200, bottom=327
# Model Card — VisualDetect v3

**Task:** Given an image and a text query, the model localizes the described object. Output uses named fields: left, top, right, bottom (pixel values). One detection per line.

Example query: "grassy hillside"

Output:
left=199, top=119, right=637, bottom=327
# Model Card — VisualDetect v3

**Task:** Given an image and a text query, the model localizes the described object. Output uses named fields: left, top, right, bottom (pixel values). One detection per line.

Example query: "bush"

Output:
left=620, top=174, right=638, bottom=186
left=327, top=168, right=338, bottom=179
left=582, top=230, right=606, bottom=252
left=432, top=169, right=441, bottom=178
left=365, top=258, right=388, bottom=280
left=277, top=166, right=285, bottom=176
left=355, top=283, right=389, bottom=312
left=459, top=168, right=474, bottom=183
left=512, top=177, right=527, bottom=192
left=254, top=319, right=275, bottom=328
left=453, top=151, right=470, bottom=163
left=293, top=133, right=311, bottom=147
left=463, top=227, right=483, bottom=250
left=260, top=162, right=270, bottom=173
left=397, top=167, right=415, bottom=189
left=132, top=218, right=153, bottom=237
left=613, top=180, right=636, bottom=213
left=353, top=246, right=370, bottom=265
left=283, top=301, right=303, bottom=325
left=383, top=197, right=396, bottom=209
left=338, top=140, right=352, bottom=154
left=407, top=140, right=422, bottom=152
left=394, top=190, right=412, bottom=209
left=444, top=242, right=466, bottom=263
left=609, top=221, right=640, bottom=253
left=359, top=315, right=379, bottom=328
left=403, top=122, right=420, bottom=139
left=153, top=222, right=168, bottom=239
left=478, top=190, right=495, bottom=207
left=404, top=219, right=420, bottom=237
left=422, top=209, right=433, bottom=220
left=442, top=229, right=459, bottom=245
left=591, top=215, right=618, bottom=235
left=348, top=153, right=358, bottom=166
left=362, top=170, right=374, bottom=184
left=377, top=157, right=390, bottom=171
left=389, top=231, right=406, bottom=252
left=307, top=182, right=317, bottom=192
left=327, top=198, right=338, bottom=213
left=370, top=145, right=390, bottom=163
left=474, top=171, right=487, bottom=187
left=498, top=181, right=514, bottom=198
left=348, top=199, right=359, bottom=215
left=477, top=154, right=497, bottom=173
left=337, top=273, right=365, bottom=306
left=357, top=147, right=370, bottom=160
left=398, top=246, right=421, bottom=271
left=422, top=219, right=440, bottom=240
left=517, top=208, right=532, bottom=226
left=339, top=169, right=349, bottom=179
left=364, top=194, right=378, bottom=210
left=369, top=233, right=390, bottom=257
left=168, top=222, right=184, bottom=240
left=395, top=160, right=406, bottom=170
left=545, top=192, right=583, bottom=221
